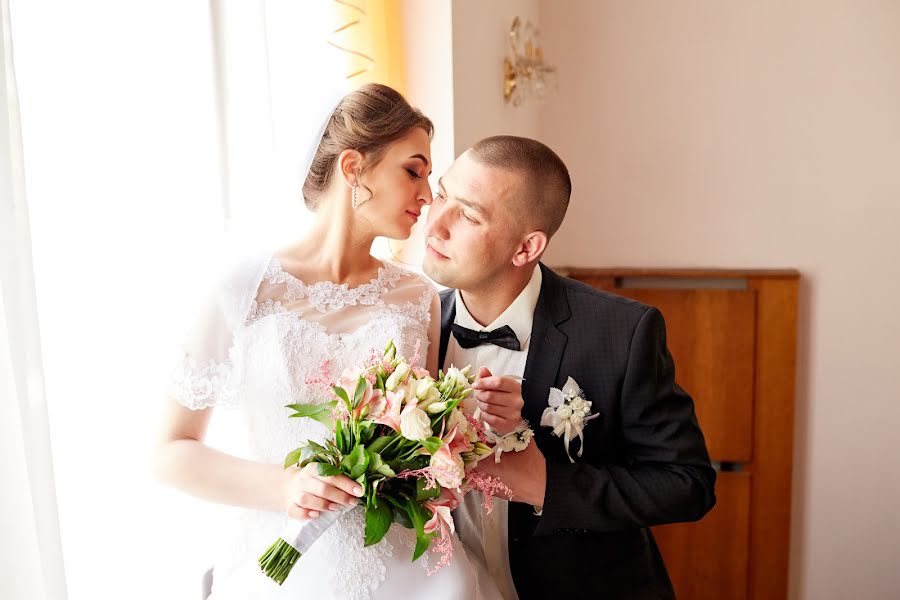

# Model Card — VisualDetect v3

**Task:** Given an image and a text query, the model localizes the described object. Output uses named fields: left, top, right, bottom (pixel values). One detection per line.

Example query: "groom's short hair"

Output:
left=468, top=135, right=571, bottom=237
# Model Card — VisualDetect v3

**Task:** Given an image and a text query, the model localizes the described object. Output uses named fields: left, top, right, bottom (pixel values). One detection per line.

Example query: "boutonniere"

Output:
left=540, top=377, right=599, bottom=463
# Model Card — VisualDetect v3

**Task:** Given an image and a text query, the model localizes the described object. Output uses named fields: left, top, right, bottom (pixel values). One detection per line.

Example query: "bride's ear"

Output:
left=338, top=149, right=364, bottom=187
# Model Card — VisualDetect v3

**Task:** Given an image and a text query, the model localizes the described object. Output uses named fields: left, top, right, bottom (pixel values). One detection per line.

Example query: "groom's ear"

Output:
left=338, top=149, right=364, bottom=185
left=512, top=231, right=549, bottom=267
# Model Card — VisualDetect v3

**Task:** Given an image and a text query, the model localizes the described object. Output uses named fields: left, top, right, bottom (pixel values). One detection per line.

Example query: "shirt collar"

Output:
left=454, top=266, right=543, bottom=347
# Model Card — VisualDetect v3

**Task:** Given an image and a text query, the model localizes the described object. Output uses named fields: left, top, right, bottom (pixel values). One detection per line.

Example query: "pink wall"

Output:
left=537, top=1, right=900, bottom=598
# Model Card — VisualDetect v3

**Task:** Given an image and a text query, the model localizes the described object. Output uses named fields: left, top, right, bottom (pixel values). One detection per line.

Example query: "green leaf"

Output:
left=353, top=378, right=367, bottom=409
left=364, top=499, right=393, bottom=547
left=342, top=444, right=370, bottom=480
left=420, top=436, right=443, bottom=455
left=406, top=499, right=434, bottom=561
left=298, top=441, right=331, bottom=467
left=317, top=463, right=342, bottom=477
left=376, top=373, right=385, bottom=391
left=350, top=464, right=367, bottom=480
left=366, top=436, right=393, bottom=455
left=332, top=386, right=350, bottom=405
left=286, top=403, right=334, bottom=428
left=367, top=450, right=384, bottom=474
left=333, top=386, right=353, bottom=416
left=392, top=506, right=413, bottom=529
left=335, top=419, right=345, bottom=453
left=283, top=446, right=305, bottom=469
left=416, top=477, right=441, bottom=502
left=285, top=403, right=326, bottom=418
left=379, top=494, right=413, bottom=529
left=367, top=452, right=397, bottom=478
left=358, top=421, right=376, bottom=445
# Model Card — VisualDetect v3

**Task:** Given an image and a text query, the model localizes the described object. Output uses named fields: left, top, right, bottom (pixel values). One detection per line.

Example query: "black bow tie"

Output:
left=451, top=323, right=521, bottom=351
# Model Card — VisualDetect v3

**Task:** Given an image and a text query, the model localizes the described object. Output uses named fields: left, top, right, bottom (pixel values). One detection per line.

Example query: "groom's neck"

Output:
left=459, top=267, right=534, bottom=327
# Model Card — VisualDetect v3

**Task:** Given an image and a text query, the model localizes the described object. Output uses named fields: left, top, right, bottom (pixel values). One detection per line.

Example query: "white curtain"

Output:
left=5, top=1, right=346, bottom=598
left=1, top=1, right=67, bottom=597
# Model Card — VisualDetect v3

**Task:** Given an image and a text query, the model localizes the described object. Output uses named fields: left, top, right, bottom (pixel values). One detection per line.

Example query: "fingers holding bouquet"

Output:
left=472, top=367, right=525, bottom=435
left=284, top=463, right=364, bottom=520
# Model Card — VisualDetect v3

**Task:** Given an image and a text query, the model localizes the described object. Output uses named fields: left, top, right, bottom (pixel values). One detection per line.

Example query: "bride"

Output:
left=155, top=84, right=501, bottom=599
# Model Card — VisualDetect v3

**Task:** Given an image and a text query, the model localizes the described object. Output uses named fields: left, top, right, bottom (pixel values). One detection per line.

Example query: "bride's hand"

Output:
left=283, top=464, right=364, bottom=520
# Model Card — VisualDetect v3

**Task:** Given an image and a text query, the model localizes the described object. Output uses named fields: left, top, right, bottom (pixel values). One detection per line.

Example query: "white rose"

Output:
left=400, top=407, right=432, bottom=441
left=572, top=409, right=586, bottom=422
left=416, top=379, right=441, bottom=409
left=570, top=397, right=586, bottom=411
left=385, top=361, right=411, bottom=392
left=556, top=405, right=573, bottom=420
left=498, top=435, right=519, bottom=452
left=415, top=377, right=435, bottom=399
left=511, top=428, right=533, bottom=451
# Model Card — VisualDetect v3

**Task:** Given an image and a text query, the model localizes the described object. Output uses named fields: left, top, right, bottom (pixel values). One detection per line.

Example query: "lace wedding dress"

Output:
left=170, top=252, right=499, bottom=600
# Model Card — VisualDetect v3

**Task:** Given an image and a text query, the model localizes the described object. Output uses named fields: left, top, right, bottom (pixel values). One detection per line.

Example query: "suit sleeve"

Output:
left=533, top=307, right=717, bottom=535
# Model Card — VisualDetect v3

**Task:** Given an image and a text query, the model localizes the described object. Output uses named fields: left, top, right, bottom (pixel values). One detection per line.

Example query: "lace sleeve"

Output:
left=170, top=252, right=270, bottom=410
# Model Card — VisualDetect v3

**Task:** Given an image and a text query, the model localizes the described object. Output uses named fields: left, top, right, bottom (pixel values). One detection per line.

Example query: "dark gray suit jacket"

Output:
left=439, top=264, right=716, bottom=600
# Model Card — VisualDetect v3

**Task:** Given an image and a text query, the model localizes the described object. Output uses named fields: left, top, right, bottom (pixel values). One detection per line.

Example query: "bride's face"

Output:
left=357, top=127, right=433, bottom=240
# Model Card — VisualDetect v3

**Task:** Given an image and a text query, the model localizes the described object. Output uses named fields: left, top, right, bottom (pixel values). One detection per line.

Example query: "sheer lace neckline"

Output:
left=263, top=258, right=405, bottom=313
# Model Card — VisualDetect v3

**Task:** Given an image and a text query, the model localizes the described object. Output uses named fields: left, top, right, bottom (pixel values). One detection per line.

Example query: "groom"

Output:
left=422, top=136, right=716, bottom=600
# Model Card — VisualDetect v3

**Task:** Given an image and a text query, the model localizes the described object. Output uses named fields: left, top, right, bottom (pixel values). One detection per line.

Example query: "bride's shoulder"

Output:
left=382, top=262, right=438, bottom=295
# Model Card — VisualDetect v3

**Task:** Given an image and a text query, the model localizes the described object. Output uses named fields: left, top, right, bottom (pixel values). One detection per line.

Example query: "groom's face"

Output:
left=422, top=151, right=523, bottom=290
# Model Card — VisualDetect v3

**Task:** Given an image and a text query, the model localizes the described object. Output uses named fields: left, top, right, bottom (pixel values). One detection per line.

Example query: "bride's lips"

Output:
left=426, top=242, right=449, bottom=260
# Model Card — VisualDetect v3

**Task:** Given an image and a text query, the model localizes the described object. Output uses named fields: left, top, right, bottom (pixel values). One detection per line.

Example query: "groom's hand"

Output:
left=476, top=441, right=547, bottom=508
left=472, top=367, right=525, bottom=435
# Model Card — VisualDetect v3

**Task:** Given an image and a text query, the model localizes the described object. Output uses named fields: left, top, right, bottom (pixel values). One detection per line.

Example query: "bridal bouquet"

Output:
left=259, top=340, right=530, bottom=585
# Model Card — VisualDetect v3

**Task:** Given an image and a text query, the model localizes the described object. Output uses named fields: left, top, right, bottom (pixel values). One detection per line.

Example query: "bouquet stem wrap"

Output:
left=259, top=504, right=356, bottom=585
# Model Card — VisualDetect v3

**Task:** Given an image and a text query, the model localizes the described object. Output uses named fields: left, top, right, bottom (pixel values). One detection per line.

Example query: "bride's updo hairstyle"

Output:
left=302, top=83, right=433, bottom=210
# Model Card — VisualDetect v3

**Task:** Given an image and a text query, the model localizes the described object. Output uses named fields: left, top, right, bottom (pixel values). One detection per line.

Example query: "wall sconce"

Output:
left=503, top=17, right=557, bottom=106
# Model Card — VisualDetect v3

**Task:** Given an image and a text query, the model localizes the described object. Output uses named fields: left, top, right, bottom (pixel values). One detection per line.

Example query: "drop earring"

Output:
left=351, top=183, right=358, bottom=210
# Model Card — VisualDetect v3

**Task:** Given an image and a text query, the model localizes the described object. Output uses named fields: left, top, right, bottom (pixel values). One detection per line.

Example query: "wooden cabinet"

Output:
left=557, top=268, right=799, bottom=600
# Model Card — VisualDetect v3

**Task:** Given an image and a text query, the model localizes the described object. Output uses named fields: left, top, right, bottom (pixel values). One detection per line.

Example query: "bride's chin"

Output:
left=391, top=223, right=415, bottom=240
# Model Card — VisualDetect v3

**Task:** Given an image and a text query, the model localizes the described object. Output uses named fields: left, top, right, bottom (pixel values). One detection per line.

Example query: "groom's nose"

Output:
left=424, top=199, right=449, bottom=240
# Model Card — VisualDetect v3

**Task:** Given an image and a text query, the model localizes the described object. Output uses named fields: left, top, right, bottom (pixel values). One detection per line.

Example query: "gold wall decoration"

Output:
left=503, top=17, right=557, bottom=106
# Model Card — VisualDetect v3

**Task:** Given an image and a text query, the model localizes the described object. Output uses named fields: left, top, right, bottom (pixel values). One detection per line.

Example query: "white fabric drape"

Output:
left=212, top=0, right=347, bottom=248
left=0, top=0, right=67, bottom=598
left=4, top=1, right=352, bottom=598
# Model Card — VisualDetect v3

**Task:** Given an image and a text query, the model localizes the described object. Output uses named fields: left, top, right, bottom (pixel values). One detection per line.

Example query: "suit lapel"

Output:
left=438, top=289, right=456, bottom=369
left=521, top=264, right=571, bottom=428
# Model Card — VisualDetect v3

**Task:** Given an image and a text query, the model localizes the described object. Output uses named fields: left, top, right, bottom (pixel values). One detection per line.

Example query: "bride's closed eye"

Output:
left=405, top=168, right=421, bottom=179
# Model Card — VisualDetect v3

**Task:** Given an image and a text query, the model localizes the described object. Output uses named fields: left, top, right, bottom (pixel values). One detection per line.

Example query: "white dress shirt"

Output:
left=447, top=266, right=542, bottom=600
